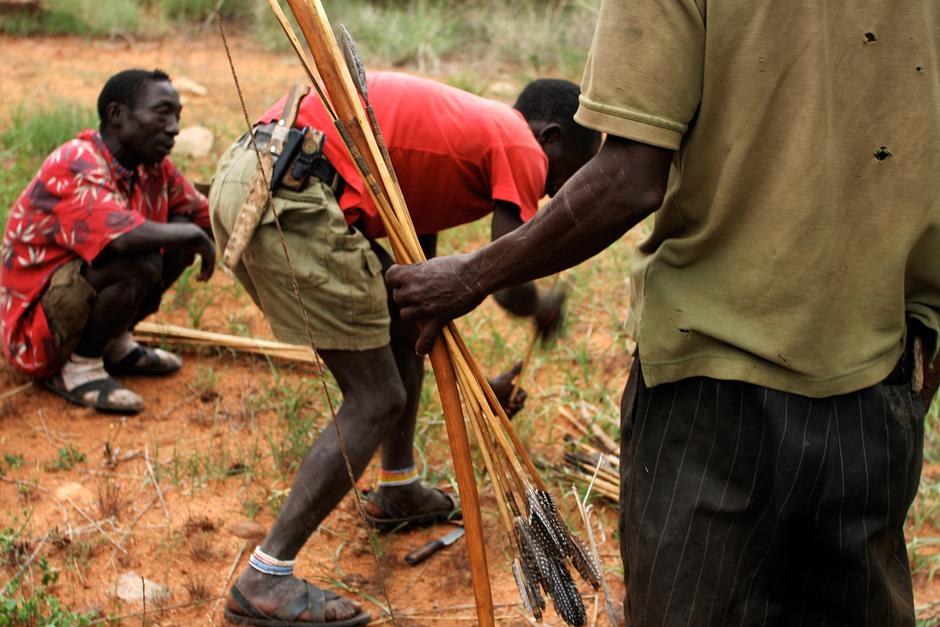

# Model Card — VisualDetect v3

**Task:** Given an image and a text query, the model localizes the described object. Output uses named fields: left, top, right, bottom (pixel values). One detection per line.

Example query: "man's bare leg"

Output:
left=229, top=346, right=406, bottom=622
left=372, top=235, right=452, bottom=515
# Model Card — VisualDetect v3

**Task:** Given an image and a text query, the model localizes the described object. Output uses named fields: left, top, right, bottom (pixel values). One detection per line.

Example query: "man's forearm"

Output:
left=467, top=137, right=673, bottom=296
left=105, top=221, right=205, bottom=256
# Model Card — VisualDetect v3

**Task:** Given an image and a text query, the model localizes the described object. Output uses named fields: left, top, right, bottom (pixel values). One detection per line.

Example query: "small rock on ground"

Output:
left=173, top=76, right=208, bottom=96
left=228, top=519, right=266, bottom=543
left=173, top=126, right=214, bottom=159
left=109, top=571, right=170, bottom=604
left=54, top=481, right=95, bottom=507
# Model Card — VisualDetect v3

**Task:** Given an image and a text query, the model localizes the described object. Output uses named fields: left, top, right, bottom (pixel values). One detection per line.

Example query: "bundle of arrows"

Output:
left=246, top=1, right=604, bottom=623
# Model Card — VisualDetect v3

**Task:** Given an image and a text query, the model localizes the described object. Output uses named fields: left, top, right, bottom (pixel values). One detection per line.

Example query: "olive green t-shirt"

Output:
left=575, top=1, right=940, bottom=397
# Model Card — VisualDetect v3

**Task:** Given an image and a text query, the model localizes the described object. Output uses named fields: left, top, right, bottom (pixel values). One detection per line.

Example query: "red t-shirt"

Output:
left=259, top=72, right=548, bottom=239
left=0, top=129, right=210, bottom=377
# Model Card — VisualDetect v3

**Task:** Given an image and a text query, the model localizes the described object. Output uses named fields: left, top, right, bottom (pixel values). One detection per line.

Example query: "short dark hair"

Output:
left=514, top=78, right=600, bottom=151
left=97, top=69, right=172, bottom=128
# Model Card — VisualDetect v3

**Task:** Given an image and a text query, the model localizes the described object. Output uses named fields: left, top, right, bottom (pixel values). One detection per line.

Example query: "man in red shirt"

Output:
left=210, top=73, right=599, bottom=624
left=1, top=69, right=215, bottom=414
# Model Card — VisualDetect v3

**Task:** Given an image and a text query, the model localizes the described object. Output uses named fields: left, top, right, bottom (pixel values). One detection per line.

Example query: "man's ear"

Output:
left=105, top=102, right=126, bottom=130
left=537, top=122, right=562, bottom=147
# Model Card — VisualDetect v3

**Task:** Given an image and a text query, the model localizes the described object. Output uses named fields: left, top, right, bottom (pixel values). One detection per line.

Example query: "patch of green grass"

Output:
left=0, top=101, right=97, bottom=223
left=251, top=0, right=598, bottom=81
left=0, top=0, right=142, bottom=36
left=261, top=373, right=326, bottom=477
left=158, top=0, right=255, bottom=21
left=4, top=454, right=23, bottom=470
left=0, top=557, right=97, bottom=625
left=170, top=263, right=216, bottom=328
left=46, top=445, right=86, bottom=472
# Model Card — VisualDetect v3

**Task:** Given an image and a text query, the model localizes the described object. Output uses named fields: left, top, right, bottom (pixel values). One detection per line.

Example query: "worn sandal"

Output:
left=42, top=373, right=143, bottom=414
left=105, top=346, right=181, bottom=376
left=363, top=486, right=462, bottom=532
left=224, top=582, right=371, bottom=626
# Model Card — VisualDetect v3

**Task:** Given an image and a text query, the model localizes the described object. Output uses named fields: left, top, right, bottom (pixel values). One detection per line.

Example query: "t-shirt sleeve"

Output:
left=575, top=0, right=705, bottom=150
left=165, top=160, right=211, bottom=229
left=489, top=144, right=547, bottom=223
left=40, top=147, right=144, bottom=264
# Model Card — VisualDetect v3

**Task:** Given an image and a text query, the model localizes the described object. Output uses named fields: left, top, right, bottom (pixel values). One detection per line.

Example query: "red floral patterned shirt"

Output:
left=0, top=129, right=209, bottom=377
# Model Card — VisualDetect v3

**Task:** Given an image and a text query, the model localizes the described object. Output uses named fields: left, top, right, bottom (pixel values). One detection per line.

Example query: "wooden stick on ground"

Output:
left=134, top=321, right=317, bottom=363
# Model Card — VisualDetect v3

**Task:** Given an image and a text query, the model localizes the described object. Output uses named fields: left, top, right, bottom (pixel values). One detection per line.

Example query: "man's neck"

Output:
left=101, top=131, right=140, bottom=171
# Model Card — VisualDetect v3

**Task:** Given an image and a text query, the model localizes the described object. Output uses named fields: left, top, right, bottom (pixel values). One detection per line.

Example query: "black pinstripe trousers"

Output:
left=619, top=348, right=926, bottom=627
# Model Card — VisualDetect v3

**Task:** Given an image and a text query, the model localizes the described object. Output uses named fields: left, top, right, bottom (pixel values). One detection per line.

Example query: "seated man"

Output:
left=0, top=69, right=215, bottom=414
left=210, top=73, right=599, bottom=625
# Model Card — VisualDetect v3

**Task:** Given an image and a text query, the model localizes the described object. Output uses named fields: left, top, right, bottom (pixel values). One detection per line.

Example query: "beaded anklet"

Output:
left=378, top=465, right=419, bottom=487
left=248, top=547, right=296, bottom=576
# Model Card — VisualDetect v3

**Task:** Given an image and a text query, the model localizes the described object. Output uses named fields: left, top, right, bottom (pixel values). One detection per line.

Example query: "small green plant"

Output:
left=0, top=558, right=97, bottom=625
left=243, top=496, right=263, bottom=519
left=46, top=446, right=86, bottom=472
left=190, top=365, right=218, bottom=398
left=4, top=455, right=23, bottom=470
left=172, top=263, right=215, bottom=328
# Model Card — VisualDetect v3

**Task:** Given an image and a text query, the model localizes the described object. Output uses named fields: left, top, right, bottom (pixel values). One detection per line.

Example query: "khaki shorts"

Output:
left=40, top=258, right=96, bottom=366
left=209, top=141, right=390, bottom=351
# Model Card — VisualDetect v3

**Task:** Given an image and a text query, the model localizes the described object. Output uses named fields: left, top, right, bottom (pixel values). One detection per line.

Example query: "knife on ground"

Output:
left=404, top=526, right=465, bottom=566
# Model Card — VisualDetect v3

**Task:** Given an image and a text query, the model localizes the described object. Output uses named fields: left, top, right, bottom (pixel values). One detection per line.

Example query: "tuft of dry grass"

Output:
left=183, top=515, right=217, bottom=536
left=184, top=575, right=212, bottom=601
left=188, top=532, right=216, bottom=562
left=97, top=480, right=127, bottom=521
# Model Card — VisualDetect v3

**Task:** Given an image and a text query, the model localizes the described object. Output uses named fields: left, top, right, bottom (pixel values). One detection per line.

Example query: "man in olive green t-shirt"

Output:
left=388, top=1, right=940, bottom=625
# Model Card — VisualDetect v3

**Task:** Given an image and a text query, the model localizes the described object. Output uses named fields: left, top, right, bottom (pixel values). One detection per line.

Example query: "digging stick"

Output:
left=510, top=324, right=539, bottom=403
left=279, top=2, right=495, bottom=623
left=510, top=275, right=562, bottom=403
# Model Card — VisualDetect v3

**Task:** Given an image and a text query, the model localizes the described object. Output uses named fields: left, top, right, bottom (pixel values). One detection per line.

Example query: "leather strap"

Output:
left=269, top=84, right=309, bottom=155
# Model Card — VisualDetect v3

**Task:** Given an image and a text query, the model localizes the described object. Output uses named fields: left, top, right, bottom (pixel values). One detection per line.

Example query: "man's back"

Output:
left=577, top=1, right=940, bottom=396
left=260, top=72, right=547, bottom=239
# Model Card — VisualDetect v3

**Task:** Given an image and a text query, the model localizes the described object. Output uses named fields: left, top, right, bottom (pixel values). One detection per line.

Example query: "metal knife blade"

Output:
left=404, top=526, right=465, bottom=566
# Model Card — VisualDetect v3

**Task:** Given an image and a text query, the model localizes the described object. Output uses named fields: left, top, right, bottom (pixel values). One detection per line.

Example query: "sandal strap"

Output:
left=230, top=581, right=342, bottom=623
left=282, top=580, right=336, bottom=622
left=370, top=485, right=458, bottom=520
left=228, top=585, right=270, bottom=620
left=70, top=377, right=122, bottom=406
left=106, top=346, right=147, bottom=371
left=369, top=489, right=410, bottom=519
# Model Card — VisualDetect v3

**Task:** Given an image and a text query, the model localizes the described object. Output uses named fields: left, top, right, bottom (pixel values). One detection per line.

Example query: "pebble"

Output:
left=109, top=571, right=170, bottom=604
left=228, top=520, right=266, bottom=543
left=173, top=126, right=214, bottom=159
left=53, top=482, right=95, bottom=507
left=173, top=76, right=208, bottom=97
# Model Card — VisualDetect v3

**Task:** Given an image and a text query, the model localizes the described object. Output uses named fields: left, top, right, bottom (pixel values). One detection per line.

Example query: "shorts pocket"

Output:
left=243, top=216, right=330, bottom=289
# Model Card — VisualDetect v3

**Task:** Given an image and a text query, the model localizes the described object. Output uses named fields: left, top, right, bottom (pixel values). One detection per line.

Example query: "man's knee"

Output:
left=130, top=252, right=164, bottom=289
left=83, top=251, right=164, bottom=294
left=362, top=378, right=408, bottom=424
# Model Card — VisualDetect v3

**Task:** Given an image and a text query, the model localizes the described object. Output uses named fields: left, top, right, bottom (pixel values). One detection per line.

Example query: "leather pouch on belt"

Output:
left=278, top=128, right=326, bottom=192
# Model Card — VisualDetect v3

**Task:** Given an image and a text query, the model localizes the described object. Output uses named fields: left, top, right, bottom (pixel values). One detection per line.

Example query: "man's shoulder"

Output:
left=41, top=134, right=108, bottom=177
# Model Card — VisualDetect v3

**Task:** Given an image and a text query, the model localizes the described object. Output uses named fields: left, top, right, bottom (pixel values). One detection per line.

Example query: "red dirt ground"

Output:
left=1, top=29, right=939, bottom=627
